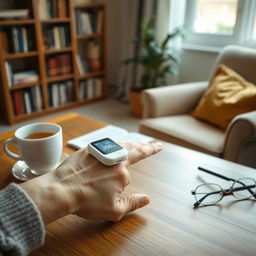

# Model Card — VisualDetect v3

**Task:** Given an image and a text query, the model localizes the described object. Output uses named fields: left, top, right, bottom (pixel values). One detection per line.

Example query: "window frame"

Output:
left=183, top=0, right=256, bottom=48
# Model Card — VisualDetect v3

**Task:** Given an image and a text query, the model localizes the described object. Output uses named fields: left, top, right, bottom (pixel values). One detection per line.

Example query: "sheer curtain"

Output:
left=154, top=0, right=186, bottom=85
left=168, top=0, right=186, bottom=49
left=115, top=0, right=158, bottom=102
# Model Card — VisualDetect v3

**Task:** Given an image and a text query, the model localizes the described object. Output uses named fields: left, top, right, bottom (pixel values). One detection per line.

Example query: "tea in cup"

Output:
left=3, top=122, right=63, bottom=175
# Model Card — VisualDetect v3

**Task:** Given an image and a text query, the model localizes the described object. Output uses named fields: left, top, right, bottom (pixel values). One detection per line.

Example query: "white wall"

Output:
left=103, top=0, right=121, bottom=85
left=103, top=0, right=220, bottom=88
left=178, top=49, right=219, bottom=83
left=104, top=0, right=138, bottom=87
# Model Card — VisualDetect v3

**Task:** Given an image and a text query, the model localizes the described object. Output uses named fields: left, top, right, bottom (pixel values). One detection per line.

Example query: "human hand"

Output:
left=20, top=142, right=162, bottom=225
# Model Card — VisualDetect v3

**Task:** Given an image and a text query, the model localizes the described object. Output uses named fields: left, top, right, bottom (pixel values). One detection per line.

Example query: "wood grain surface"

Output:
left=0, top=113, right=256, bottom=256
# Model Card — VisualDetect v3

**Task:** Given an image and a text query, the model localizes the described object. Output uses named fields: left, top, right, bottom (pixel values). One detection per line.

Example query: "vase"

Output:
left=88, top=58, right=101, bottom=72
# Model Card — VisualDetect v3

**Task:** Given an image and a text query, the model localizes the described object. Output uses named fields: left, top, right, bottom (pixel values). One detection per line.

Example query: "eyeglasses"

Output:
left=191, top=167, right=256, bottom=208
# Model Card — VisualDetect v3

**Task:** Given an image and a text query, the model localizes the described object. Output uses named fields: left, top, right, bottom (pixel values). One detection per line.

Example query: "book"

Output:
left=28, top=87, right=36, bottom=112
left=94, top=78, right=102, bottom=97
left=34, top=85, right=43, bottom=111
left=39, top=0, right=48, bottom=19
left=67, top=125, right=154, bottom=150
left=76, top=54, right=84, bottom=75
left=13, top=70, right=39, bottom=85
left=0, top=9, right=29, bottom=20
left=52, top=83, right=59, bottom=107
left=83, top=12, right=92, bottom=34
left=12, top=90, right=25, bottom=115
left=22, top=27, right=28, bottom=52
left=24, top=91, right=32, bottom=114
left=12, top=91, right=20, bottom=115
left=49, top=80, right=74, bottom=107
left=47, top=57, right=58, bottom=77
left=53, top=26, right=61, bottom=49
left=12, top=27, right=19, bottom=53
left=59, top=83, right=66, bottom=105
left=76, top=10, right=95, bottom=35
left=6, top=26, right=33, bottom=53
left=61, top=54, right=72, bottom=74
left=79, top=80, right=85, bottom=100
left=86, top=78, right=94, bottom=99
left=17, top=26, right=24, bottom=52
left=66, top=80, right=74, bottom=102
left=5, top=62, right=13, bottom=87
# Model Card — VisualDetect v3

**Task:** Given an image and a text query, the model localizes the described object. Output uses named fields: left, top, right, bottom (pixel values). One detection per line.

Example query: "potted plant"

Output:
left=123, top=19, right=184, bottom=117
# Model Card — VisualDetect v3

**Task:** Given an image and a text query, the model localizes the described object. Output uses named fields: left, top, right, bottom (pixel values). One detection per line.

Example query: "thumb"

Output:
left=116, top=194, right=150, bottom=216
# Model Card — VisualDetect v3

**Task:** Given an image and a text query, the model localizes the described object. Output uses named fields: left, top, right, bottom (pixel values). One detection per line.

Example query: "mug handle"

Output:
left=3, top=138, right=22, bottom=160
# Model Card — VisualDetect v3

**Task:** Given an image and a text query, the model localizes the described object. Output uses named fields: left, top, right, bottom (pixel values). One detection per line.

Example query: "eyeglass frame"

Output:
left=191, top=167, right=256, bottom=208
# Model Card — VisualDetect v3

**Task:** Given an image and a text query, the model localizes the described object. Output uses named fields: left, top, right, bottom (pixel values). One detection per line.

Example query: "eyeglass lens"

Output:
left=195, top=183, right=223, bottom=206
left=232, top=178, right=256, bottom=200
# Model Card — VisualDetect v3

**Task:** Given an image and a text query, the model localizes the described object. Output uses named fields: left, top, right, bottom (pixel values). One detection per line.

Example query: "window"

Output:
left=182, top=0, right=256, bottom=49
left=194, top=0, right=238, bottom=35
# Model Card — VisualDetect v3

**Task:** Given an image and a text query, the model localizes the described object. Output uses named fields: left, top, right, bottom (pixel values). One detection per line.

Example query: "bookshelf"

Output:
left=0, top=0, right=107, bottom=125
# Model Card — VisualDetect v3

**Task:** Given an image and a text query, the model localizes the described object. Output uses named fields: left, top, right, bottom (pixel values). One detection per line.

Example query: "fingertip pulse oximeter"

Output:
left=88, top=137, right=128, bottom=166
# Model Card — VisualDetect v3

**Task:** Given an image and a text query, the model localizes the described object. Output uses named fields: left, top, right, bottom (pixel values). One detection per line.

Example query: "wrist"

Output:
left=20, top=174, right=70, bottom=225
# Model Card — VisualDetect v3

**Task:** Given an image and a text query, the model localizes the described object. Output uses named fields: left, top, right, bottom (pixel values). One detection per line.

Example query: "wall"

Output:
left=103, top=0, right=138, bottom=88
left=103, top=0, right=220, bottom=88
left=178, top=49, right=219, bottom=83
left=103, top=0, right=121, bottom=86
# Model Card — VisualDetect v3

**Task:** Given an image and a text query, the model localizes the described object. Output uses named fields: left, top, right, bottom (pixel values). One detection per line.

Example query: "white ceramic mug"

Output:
left=3, top=123, right=63, bottom=175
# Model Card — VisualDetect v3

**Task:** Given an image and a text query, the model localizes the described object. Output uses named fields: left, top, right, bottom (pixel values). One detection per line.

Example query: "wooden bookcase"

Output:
left=0, top=0, right=107, bottom=125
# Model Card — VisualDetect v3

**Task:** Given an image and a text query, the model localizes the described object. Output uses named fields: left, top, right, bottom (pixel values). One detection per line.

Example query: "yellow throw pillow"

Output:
left=191, top=64, right=256, bottom=130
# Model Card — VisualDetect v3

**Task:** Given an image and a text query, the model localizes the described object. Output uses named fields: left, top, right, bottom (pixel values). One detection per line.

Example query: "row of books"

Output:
left=12, top=85, right=43, bottom=116
left=49, top=80, right=74, bottom=107
left=0, top=26, right=34, bottom=53
left=75, top=9, right=103, bottom=35
left=39, top=0, right=68, bottom=19
left=79, top=78, right=103, bottom=100
left=46, top=53, right=72, bottom=77
left=5, top=63, right=39, bottom=87
left=43, top=25, right=70, bottom=50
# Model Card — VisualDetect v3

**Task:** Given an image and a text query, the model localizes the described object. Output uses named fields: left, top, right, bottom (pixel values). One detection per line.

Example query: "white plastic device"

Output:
left=88, top=137, right=128, bottom=166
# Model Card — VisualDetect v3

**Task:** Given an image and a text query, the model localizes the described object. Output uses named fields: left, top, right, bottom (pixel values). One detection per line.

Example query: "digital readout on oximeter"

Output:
left=91, top=138, right=123, bottom=155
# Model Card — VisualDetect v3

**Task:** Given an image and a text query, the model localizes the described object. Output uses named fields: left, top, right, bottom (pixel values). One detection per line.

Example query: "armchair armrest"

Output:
left=142, top=81, right=208, bottom=118
left=223, top=110, right=256, bottom=168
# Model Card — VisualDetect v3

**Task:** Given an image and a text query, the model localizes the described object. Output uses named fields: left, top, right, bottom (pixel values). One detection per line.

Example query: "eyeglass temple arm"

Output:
left=198, top=167, right=256, bottom=199
left=198, top=167, right=234, bottom=181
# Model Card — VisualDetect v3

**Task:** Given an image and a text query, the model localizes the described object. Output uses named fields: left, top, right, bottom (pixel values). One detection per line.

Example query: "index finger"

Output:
left=123, top=142, right=163, bottom=166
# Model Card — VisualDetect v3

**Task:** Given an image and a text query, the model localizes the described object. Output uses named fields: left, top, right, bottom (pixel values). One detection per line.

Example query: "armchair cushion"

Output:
left=191, top=64, right=256, bottom=130
left=142, top=81, right=208, bottom=118
left=140, top=114, right=225, bottom=156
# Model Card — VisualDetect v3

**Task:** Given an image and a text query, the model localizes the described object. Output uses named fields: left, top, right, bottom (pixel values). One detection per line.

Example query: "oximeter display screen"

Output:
left=91, top=138, right=123, bottom=155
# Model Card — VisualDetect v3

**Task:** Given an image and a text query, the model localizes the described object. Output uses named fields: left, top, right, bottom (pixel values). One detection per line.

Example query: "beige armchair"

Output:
left=139, top=45, right=256, bottom=168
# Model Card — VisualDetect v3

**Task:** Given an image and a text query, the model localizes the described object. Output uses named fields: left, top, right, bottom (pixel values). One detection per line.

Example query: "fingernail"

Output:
left=155, top=142, right=163, bottom=148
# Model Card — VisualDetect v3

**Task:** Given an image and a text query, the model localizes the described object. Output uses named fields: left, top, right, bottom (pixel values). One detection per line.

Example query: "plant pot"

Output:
left=128, top=89, right=143, bottom=118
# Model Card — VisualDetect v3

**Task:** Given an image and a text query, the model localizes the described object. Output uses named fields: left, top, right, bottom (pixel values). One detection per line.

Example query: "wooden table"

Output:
left=1, top=113, right=256, bottom=256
